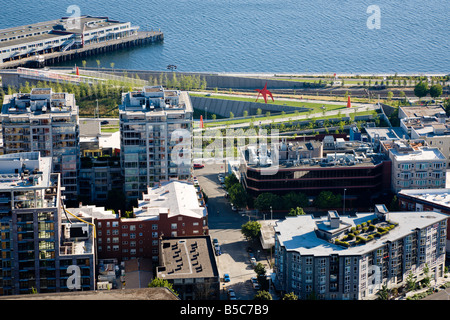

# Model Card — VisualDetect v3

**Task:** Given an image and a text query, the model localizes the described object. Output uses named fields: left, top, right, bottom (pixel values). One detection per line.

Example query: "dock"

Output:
left=0, top=31, right=163, bottom=69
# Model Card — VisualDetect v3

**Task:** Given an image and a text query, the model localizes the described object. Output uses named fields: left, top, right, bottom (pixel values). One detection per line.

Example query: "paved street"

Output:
left=194, top=162, right=275, bottom=300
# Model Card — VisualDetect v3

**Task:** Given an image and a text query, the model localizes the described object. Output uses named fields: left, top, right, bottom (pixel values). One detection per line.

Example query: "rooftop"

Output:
left=1, top=88, right=78, bottom=117
left=399, top=105, right=446, bottom=119
left=0, top=16, right=132, bottom=49
left=365, top=127, right=409, bottom=141
left=0, top=287, right=179, bottom=300
left=133, top=181, right=207, bottom=221
left=399, top=188, right=450, bottom=208
left=0, top=152, right=53, bottom=191
left=120, top=86, right=192, bottom=114
left=388, top=144, right=446, bottom=161
left=274, top=209, right=448, bottom=256
left=157, top=236, right=218, bottom=280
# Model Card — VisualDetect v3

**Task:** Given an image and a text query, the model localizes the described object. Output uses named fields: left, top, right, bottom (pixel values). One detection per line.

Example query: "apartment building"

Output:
left=119, top=86, right=193, bottom=202
left=273, top=205, right=448, bottom=300
left=382, top=140, right=447, bottom=193
left=1, top=88, right=80, bottom=202
left=0, top=152, right=95, bottom=296
left=74, top=180, right=207, bottom=263
left=397, top=188, right=450, bottom=249
left=0, top=16, right=138, bottom=64
left=401, top=115, right=450, bottom=166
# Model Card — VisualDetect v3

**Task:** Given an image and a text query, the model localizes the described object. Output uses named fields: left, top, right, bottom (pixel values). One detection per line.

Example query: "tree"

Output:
left=228, top=183, right=248, bottom=209
left=282, top=292, right=298, bottom=300
left=254, top=193, right=281, bottom=211
left=288, top=207, right=305, bottom=216
left=224, top=174, right=239, bottom=190
left=254, top=263, right=266, bottom=277
left=313, top=191, right=342, bottom=209
left=414, top=81, right=428, bottom=100
left=429, top=84, right=443, bottom=99
left=241, top=221, right=261, bottom=240
left=387, top=91, right=394, bottom=101
left=406, top=271, right=417, bottom=292
left=148, top=277, right=178, bottom=296
left=376, top=284, right=390, bottom=300
left=281, top=192, right=309, bottom=209
left=253, top=290, right=272, bottom=300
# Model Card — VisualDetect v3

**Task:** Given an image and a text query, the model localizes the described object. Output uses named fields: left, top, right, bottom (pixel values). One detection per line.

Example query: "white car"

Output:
left=250, top=257, right=257, bottom=267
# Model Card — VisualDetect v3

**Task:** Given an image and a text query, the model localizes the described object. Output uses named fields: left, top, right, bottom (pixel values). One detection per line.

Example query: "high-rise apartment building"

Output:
left=1, top=88, right=80, bottom=202
left=0, top=152, right=95, bottom=295
left=119, top=86, right=193, bottom=202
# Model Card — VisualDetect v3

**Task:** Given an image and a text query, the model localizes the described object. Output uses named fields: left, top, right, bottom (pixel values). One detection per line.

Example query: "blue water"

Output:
left=0, top=0, right=448, bottom=73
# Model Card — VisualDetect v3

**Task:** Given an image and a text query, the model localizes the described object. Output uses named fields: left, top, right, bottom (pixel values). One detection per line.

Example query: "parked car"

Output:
left=213, top=238, right=219, bottom=245
left=251, top=277, right=260, bottom=290
left=224, top=274, right=231, bottom=282
left=193, top=163, right=204, bottom=169
left=231, top=205, right=237, bottom=211
left=100, top=120, right=109, bottom=125
left=250, top=257, right=257, bottom=267
left=228, top=289, right=237, bottom=300
left=215, top=244, right=221, bottom=256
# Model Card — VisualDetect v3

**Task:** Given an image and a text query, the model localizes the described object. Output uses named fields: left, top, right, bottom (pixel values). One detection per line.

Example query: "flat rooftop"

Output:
left=0, top=287, right=179, bottom=300
left=0, top=16, right=130, bottom=49
left=389, top=146, right=446, bottom=161
left=399, top=188, right=450, bottom=208
left=1, top=89, right=78, bottom=117
left=365, top=127, right=409, bottom=141
left=0, top=152, right=52, bottom=191
left=158, top=236, right=218, bottom=280
left=399, top=105, right=446, bottom=119
left=133, top=181, right=207, bottom=221
left=274, top=210, right=448, bottom=256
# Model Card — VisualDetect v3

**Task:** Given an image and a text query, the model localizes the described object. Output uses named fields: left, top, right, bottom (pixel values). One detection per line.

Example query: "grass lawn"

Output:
left=198, top=109, right=378, bottom=128
left=189, top=93, right=346, bottom=114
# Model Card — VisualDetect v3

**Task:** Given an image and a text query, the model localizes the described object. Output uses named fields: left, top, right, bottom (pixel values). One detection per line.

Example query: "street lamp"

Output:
left=270, top=206, right=273, bottom=220
left=343, top=189, right=346, bottom=215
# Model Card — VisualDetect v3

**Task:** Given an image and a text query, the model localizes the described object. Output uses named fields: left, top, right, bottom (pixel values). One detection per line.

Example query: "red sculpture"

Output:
left=255, top=82, right=274, bottom=104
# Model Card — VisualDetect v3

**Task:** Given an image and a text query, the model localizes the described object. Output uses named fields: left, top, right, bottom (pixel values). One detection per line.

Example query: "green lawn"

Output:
left=189, top=93, right=346, bottom=114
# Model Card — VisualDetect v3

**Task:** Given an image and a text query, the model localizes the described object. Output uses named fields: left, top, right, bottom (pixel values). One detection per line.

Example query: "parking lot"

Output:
left=194, top=162, right=275, bottom=300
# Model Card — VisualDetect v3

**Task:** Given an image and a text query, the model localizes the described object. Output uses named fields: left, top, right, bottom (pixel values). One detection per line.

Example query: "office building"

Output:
left=0, top=152, right=95, bottom=295
left=273, top=205, right=448, bottom=300
left=1, top=88, right=80, bottom=201
left=239, top=137, right=391, bottom=198
left=119, top=86, right=193, bottom=202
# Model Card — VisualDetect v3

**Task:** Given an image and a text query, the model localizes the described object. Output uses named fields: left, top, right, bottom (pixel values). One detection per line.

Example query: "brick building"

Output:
left=72, top=181, right=208, bottom=263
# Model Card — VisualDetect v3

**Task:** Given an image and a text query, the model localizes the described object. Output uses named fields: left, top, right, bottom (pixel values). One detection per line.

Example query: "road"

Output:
left=195, top=163, right=275, bottom=300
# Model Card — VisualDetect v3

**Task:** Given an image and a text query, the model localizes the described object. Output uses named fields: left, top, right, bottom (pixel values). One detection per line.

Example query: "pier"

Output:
left=0, top=30, right=163, bottom=70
